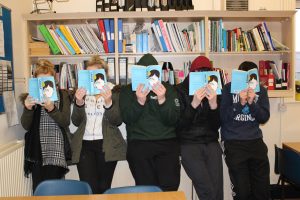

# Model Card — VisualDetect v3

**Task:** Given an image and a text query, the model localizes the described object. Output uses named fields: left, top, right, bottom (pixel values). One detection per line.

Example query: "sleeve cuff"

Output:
left=46, top=106, right=57, bottom=113
left=104, top=102, right=113, bottom=110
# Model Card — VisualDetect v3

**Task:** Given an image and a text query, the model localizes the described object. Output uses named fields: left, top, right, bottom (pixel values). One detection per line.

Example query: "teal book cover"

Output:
left=29, top=76, right=58, bottom=103
left=131, top=65, right=162, bottom=91
left=189, top=71, right=222, bottom=95
left=78, top=69, right=107, bottom=95
left=231, top=68, right=260, bottom=94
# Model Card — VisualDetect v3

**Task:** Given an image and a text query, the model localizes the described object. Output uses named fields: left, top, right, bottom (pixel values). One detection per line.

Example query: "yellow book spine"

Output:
left=59, top=25, right=81, bottom=54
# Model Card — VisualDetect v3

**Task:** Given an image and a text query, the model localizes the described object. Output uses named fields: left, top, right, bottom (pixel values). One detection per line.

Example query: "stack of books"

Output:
left=28, top=42, right=50, bottom=55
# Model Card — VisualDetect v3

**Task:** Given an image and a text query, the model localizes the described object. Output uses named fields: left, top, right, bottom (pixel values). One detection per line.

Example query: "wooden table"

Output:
left=282, top=142, right=300, bottom=153
left=0, top=191, right=186, bottom=200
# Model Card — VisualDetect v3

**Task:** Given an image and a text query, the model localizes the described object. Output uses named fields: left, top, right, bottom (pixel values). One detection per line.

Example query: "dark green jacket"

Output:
left=120, top=83, right=180, bottom=141
left=71, top=92, right=127, bottom=163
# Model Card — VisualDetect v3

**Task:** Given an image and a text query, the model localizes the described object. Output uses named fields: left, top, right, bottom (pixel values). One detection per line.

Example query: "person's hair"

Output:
left=238, top=61, right=258, bottom=71
left=249, top=73, right=257, bottom=81
left=148, top=70, right=160, bottom=78
left=34, top=59, right=55, bottom=77
left=94, top=73, right=105, bottom=82
left=42, top=80, right=54, bottom=89
left=87, top=55, right=108, bottom=74
left=208, top=75, right=218, bottom=83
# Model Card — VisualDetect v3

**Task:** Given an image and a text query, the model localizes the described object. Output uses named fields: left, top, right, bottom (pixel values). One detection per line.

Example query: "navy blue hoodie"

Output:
left=220, top=83, right=270, bottom=141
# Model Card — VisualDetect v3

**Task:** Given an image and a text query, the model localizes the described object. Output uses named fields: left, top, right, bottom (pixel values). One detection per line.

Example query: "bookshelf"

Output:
left=23, top=10, right=296, bottom=98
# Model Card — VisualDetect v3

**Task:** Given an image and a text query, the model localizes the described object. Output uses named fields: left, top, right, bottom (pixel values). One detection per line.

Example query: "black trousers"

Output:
left=127, top=138, right=181, bottom=191
left=181, top=142, right=223, bottom=200
left=224, top=138, right=270, bottom=200
left=77, top=140, right=117, bottom=194
left=31, top=164, right=66, bottom=193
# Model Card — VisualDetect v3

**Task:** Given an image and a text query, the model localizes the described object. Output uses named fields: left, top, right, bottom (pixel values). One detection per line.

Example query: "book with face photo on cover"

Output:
left=131, top=65, right=162, bottom=91
left=29, top=76, right=58, bottom=103
left=189, top=71, right=222, bottom=95
left=231, top=68, right=260, bottom=94
left=78, top=69, right=107, bottom=95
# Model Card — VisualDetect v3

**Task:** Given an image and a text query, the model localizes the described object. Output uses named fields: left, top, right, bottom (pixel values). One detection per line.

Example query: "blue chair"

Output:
left=103, top=185, right=162, bottom=194
left=33, top=179, right=92, bottom=196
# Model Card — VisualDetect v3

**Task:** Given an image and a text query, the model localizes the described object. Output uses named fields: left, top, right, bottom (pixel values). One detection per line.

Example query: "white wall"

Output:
left=0, top=0, right=32, bottom=146
left=2, top=0, right=300, bottom=199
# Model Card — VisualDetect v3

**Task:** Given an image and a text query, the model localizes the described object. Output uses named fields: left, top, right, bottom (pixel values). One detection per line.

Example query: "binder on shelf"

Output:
left=154, top=0, right=161, bottom=11
left=168, top=0, right=175, bottom=10
left=118, top=0, right=125, bottom=11
left=109, top=19, right=115, bottom=53
left=107, top=57, right=115, bottom=82
left=175, top=0, right=182, bottom=10
left=97, top=19, right=109, bottom=53
left=119, top=57, right=128, bottom=85
left=104, top=19, right=113, bottom=53
left=104, top=0, right=110, bottom=11
left=110, top=0, right=119, bottom=11
left=38, top=24, right=61, bottom=55
left=141, top=0, right=148, bottom=11
left=135, top=0, right=142, bottom=11
left=147, top=0, right=155, bottom=11
left=125, top=0, right=135, bottom=11
left=118, top=19, right=123, bottom=53
left=160, top=0, right=168, bottom=11
left=96, top=0, right=104, bottom=12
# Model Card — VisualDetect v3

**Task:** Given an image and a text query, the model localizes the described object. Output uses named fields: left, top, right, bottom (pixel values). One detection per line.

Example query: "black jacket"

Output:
left=176, top=76, right=221, bottom=144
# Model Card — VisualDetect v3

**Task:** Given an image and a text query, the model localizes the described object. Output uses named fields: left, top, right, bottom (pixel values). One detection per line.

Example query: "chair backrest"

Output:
left=103, top=185, right=162, bottom=194
left=274, top=144, right=283, bottom=175
left=282, top=148, right=300, bottom=186
left=33, top=179, right=92, bottom=196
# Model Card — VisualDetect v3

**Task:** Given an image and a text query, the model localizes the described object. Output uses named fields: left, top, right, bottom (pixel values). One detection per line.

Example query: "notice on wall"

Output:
left=0, top=60, right=13, bottom=95
left=0, top=20, right=4, bottom=57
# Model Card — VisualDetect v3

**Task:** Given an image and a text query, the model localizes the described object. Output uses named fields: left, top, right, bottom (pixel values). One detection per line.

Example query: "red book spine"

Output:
left=97, top=19, right=109, bottom=53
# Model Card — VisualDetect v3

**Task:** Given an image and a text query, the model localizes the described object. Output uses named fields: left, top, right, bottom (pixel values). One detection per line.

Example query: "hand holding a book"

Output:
left=206, top=85, right=217, bottom=110
left=239, top=89, right=248, bottom=106
left=75, top=88, right=86, bottom=106
left=24, top=95, right=37, bottom=110
left=136, top=84, right=150, bottom=106
left=100, top=85, right=112, bottom=107
left=247, top=88, right=256, bottom=105
left=152, top=83, right=166, bottom=105
left=191, top=87, right=206, bottom=109
left=41, top=96, right=55, bottom=112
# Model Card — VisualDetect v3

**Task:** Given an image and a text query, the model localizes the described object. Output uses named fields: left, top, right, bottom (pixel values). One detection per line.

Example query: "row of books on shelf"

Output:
left=37, top=19, right=123, bottom=55
left=209, top=20, right=289, bottom=52
left=149, top=19, right=205, bottom=53
left=96, top=0, right=194, bottom=12
left=34, top=18, right=205, bottom=55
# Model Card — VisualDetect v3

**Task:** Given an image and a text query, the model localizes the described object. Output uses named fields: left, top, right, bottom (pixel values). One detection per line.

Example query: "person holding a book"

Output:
left=220, top=61, right=270, bottom=200
left=119, top=53, right=181, bottom=191
left=71, top=55, right=126, bottom=194
left=20, top=59, right=72, bottom=192
left=176, top=56, right=223, bottom=200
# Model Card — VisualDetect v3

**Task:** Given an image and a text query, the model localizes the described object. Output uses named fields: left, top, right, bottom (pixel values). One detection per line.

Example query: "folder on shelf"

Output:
left=135, top=0, right=142, bottom=11
left=160, top=0, right=169, bottom=11
left=107, top=57, right=115, bottom=82
left=142, top=31, right=149, bottom=53
left=125, top=0, right=135, bottom=11
left=104, top=0, right=110, bottom=11
left=109, top=19, right=115, bottom=53
left=147, top=0, right=155, bottom=11
left=141, top=0, right=148, bottom=11
left=119, top=57, right=128, bottom=85
left=96, top=0, right=104, bottom=12
left=38, top=24, right=61, bottom=55
left=110, top=0, right=118, bottom=11
left=104, top=19, right=113, bottom=53
left=55, top=27, right=76, bottom=55
left=118, top=19, right=123, bottom=53
left=168, top=0, right=175, bottom=10
left=97, top=19, right=109, bottom=53
left=59, top=25, right=81, bottom=54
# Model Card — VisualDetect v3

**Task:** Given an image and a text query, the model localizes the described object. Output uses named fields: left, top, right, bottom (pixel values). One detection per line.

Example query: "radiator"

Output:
left=0, top=141, right=32, bottom=197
